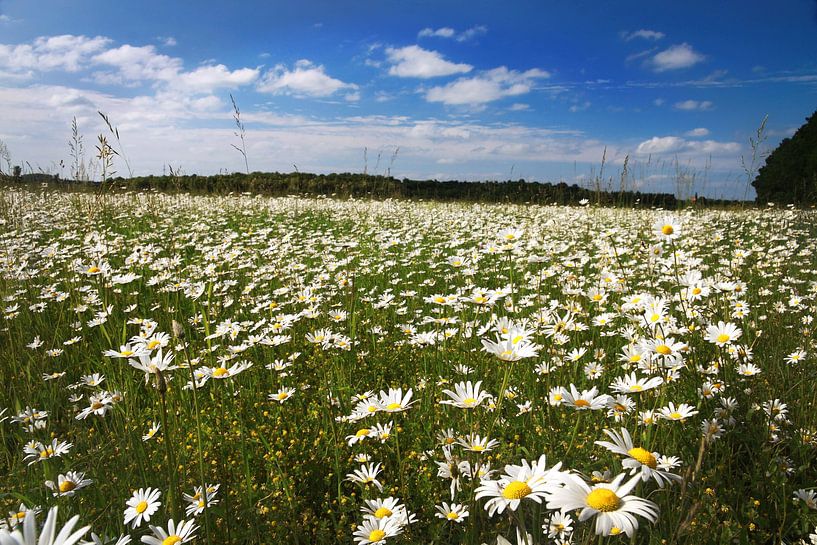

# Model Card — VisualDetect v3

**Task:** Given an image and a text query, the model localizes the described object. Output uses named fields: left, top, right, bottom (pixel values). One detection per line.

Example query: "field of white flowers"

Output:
left=0, top=187, right=816, bottom=545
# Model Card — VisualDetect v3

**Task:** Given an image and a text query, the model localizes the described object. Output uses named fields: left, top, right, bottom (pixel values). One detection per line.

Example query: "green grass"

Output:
left=0, top=186, right=815, bottom=545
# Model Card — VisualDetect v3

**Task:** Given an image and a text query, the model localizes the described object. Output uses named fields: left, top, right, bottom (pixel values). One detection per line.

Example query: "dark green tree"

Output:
left=753, top=109, right=817, bottom=203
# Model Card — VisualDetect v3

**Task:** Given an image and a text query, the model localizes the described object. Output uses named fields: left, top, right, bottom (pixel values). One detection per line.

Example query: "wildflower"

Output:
left=653, top=217, right=680, bottom=240
left=595, top=428, right=683, bottom=487
left=140, top=519, right=197, bottom=545
left=352, top=517, right=402, bottom=545
left=361, top=497, right=415, bottom=526
left=658, top=402, right=699, bottom=422
left=23, top=439, right=72, bottom=465
left=269, top=387, right=296, bottom=403
left=705, top=321, right=742, bottom=347
left=45, top=471, right=93, bottom=497
left=475, top=455, right=565, bottom=516
left=123, top=487, right=161, bottom=528
left=0, top=507, right=89, bottom=545
left=440, top=381, right=491, bottom=409
left=434, top=502, right=469, bottom=523
left=560, top=384, right=611, bottom=411
left=142, top=422, right=160, bottom=442
left=546, top=472, right=659, bottom=537
left=346, top=463, right=384, bottom=492
left=456, top=433, right=500, bottom=453
left=377, top=388, right=415, bottom=413
left=544, top=512, right=574, bottom=539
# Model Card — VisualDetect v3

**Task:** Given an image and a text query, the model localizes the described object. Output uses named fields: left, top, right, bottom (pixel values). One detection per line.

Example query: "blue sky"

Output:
left=1, top=0, right=816, bottom=198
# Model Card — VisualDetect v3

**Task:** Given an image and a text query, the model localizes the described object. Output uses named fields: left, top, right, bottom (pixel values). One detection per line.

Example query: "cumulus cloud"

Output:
left=418, top=25, right=487, bottom=42
left=685, top=127, right=710, bottom=137
left=0, top=34, right=111, bottom=75
left=386, top=45, right=472, bottom=78
left=651, top=43, right=705, bottom=71
left=257, top=59, right=357, bottom=97
left=93, top=44, right=182, bottom=82
left=636, top=135, right=739, bottom=155
left=425, top=66, right=549, bottom=106
left=623, top=29, right=665, bottom=41
left=674, top=99, right=714, bottom=111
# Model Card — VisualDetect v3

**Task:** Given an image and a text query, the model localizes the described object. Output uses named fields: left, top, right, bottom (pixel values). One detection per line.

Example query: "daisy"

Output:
left=142, top=422, right=160, bottom=442
left=560, top=384, right=611, bottom=411
left=346, top=463, right=384, bottom=492
left=360, top=497, right=415, bottom=526
left=610, top=372, right=663, bottom=394
left=434, top=502, right=469, bottom=523
left=104, top=344, right=149, bottom=359
left=595, top=428, right=683, bottom=488
left=440, top=381, right=491, bottom=409
left=456, top=433, right=500, bottom=453
left=140, top=518, right=197, bottom=545
left=0, top=507, right=89, bottom=545
left=546, top=472, right=659, bottom=537
left=5, top=504, right=41, bottom=530
left=45, top=471, right=93, bottom=497
left=352, top=516, right=402, bottom=545
left=785, top=349, right=807, bottom=364
left=206, top=360, right=252, bottom=379
left=658, top=402, right=699, bottom=422
left=544, top=512, right=574, bottom=539
left=377, top=388, right=415, bottom=413
left=705, top=321, right=742, bottom=347
left=475, top=455, right=565, bottom=516
left=653, top=216, right=680, bottom=240
left=123, top=487, right=161, bottom=528
left=183, top=484, right=220, bottom=517
left=23, top=439, right=72, bottom=465
left=346, top=427, right=372, bottom=446
left=269, top=387, right=296, bottom=403
left=481, top=336, right=540, bottom=362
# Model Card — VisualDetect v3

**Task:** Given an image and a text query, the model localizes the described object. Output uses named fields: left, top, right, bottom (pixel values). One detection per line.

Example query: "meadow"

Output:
left=0, top=186, right=815, bottom=545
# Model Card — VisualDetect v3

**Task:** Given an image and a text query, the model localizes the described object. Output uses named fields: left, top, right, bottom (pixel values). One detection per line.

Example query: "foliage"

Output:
left=753, top=109, right=817, bottom=204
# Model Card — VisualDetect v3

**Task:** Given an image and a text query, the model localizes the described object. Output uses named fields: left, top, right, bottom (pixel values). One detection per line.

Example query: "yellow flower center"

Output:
left=670, top=411, right=683, bottom=419
left=446, top=511, right=460, bottom=520
left=367, top=405, right=378, bottom=413
left=277, top=392, right=289, bottom=400
left=553, top=393, right=563, bottom=401
left=212, top=367, right=229, bottom=377
left=649, top=313, right=661, bottom=323
left=574, top=399, right=590, bottom=407
left=135, top=500, right=148, bottom=513
left=15, top=512, right=26, bottom=520
left=692, top=287, right=702, bottom=295
left=462, top=397, right=477, bottom=406
left=511, top=335, right=524, bottom=344
left=368, top=529, right=386, bottom=542
left=586, top=488, right=621, bottom=512
left=162, top=536, right=182, bottom=545
left=470, top=444, right=485, bottom=452
left=59, top=480, right=77, bottom=493
left=716, top=333, right=730, bottom=344
left=39, top=447, right=54, bottom=458
left=629, top=384, right=643, bottom=392
left=87, top=266, right=100, bottom=274
left=356, top=428, right=370, bottom=437
left=627, top=447, right=658, bottom=468
left=91, top=401, right=104, bottom=410
left=386, top=402, right=402, bottom=410
left=610, top=527, right=622, bottom=535
left=502, top=480, right=533, bottom=500
left=592, top=294, right=603, bottom=301
left=147, top=340, right=161, bottom=350
left=655, top=344, right=672, bottom=355
left=661, top=224, right=674, bottom=235
left=121, top=350, right=134, bottom=356
left=373, top=507, right=393, bottom=519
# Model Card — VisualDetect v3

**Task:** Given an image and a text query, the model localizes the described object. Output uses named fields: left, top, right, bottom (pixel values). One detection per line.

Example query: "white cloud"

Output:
left=93, top=44, right=182, bottom=82
left=623, top=29, right=665, bottom=41
left=159, top=36, right=177, bottom=47
left=674, top=99, right=714, bottom=111
left=257, top=59, right=356, bottom=97
left=685, top=127, right=710, bottom=137
left=172, top=64, right=259, bottom=92
left=569, top=101, right=591, bottom=113
left=418, top=25, right=487, bottom=42
left=0, top=34, right=111, bottom=74
left=425, top=66, right=549, bottom=105
left=636, top=135, right=738, bottom=155
left=653, top=98, right=665, bottom=106
left=509, top=103, right=529, bottom=111
left=418, top=27, right=456, bottom=39
left=386, top=45, right=472, bottom=78
left=651, top=43, right=705, bottom=71
left=0, top=15, right=11, bottom=22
